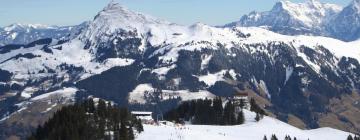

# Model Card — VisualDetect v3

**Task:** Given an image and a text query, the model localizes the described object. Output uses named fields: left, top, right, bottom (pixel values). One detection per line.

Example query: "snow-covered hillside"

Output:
left=138, top=110, right=352, bottom=140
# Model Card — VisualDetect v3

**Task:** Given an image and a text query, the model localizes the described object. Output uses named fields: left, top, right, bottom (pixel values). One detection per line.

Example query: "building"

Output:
left=131, top=111, right=154, bottom=124
left=233, top=92, right=250, bottom=112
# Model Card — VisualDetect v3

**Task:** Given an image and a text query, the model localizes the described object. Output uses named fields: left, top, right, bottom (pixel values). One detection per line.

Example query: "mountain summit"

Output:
left=224, top=0, right=360, bottom=41
left=327, top=0, right=360, bottom=41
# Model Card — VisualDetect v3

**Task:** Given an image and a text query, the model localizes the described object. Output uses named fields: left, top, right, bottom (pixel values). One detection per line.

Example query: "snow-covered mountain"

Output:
left=225, top=0, right=360, bottom=41
left=327, top=0, right=360, bottom=41
left=1, top=1, right=360, bottom=139
left=0, top=22, right=88, bottom=46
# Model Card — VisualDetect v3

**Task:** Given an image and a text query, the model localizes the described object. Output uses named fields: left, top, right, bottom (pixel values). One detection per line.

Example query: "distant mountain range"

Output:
left=0, top=22, right=88, bottom=46
left=0, top=1, right=360, bottom=139
left=225, top=0, right=360, bottom=41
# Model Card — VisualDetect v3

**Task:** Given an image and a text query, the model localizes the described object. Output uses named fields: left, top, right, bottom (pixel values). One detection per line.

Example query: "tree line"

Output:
left=28, top=99, right=143, bottom=140
left=263, top=133, right=359, bottom=140
left=164, top=97, right=266, bottom=125
left=347, top=135, right=360, bottom=140
left=263, top=134, right=298, bottom=140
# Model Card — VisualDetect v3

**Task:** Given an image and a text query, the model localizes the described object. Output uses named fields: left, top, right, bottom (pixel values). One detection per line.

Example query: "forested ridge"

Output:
left=164, top=97, right=266, bottom=125
left=28, top=99, right=143, bottom=140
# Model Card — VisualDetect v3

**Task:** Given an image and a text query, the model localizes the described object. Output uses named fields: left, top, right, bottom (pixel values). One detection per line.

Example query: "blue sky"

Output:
left=0, top=0, right=350, bottom=27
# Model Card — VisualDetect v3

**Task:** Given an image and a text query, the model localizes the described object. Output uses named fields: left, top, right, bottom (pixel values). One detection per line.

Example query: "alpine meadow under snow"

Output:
left=138, top=110, right=352, bottom=140
left=0, top=0, right=360, bottom=139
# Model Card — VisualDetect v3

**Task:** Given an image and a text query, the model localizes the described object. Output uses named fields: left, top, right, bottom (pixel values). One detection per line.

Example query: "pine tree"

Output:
left=355, top=135, right=360, bottom=140
left=250, top=98, right=257, bottom=112
left=263, top=135, right=268, bottom=140
left=237, top=110, right=245, bottom=124
left=284, top=135, right=292, bottom=140
left=97, top=99, right=107, bottom=118
left=271, top=134, right=278, bottom=140
left=348, top=135, right=354, bottom=140
left=212, top=97, right=223, bottom=125
left=255, top=113, right=260, bottom=122
left=84, top=99, right=95, bottom=113
left=128, top=127, right=135, bottom=140
left=224, top=101, right=236, bottom=125
left=134, top=118, right=144, bottom=132
left=120, top=122, right=129, bottom=140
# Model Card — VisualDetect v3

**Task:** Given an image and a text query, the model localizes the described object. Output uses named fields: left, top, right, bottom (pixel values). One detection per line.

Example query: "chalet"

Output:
left=233, top=92, right=250, bottom=111
left=131, top=111, right=154, bottom=124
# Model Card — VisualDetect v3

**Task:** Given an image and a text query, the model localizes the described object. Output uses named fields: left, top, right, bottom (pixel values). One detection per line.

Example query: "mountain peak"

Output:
left=81, top=2, right=173, bottom=47
left=225, top=0, right=344, bottom=38
left=306, top=0, right=322, bottom=9
left=354, top=0, right=360, bottom=4
left=92, top=1, right=168, bottom=30
left=351, top=0, right=360, bottom=11
left=308, top=0, right=320, bottom=4
left=102, top=1, right=128, bottom=15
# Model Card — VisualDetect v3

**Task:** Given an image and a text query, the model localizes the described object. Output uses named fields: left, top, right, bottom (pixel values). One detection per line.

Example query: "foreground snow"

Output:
left=137, top=110, right=352, bottom=140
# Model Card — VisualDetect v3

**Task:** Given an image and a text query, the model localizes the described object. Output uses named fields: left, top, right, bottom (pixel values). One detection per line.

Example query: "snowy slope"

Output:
left=137, top=110, right=352, bottom=140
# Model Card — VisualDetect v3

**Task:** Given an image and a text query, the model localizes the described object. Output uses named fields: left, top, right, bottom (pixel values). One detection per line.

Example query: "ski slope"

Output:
left=137, top=110, right=352, bottom=140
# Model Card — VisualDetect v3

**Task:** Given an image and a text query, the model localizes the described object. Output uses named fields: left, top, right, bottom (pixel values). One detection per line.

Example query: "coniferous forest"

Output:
left=27, top=99, right=143, bottom=140
left=347, top=135, right=360, bottom=140
left=164, top=97, right=258, bottom=125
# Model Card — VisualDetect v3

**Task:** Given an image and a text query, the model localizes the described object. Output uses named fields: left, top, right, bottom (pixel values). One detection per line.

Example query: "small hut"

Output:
left=233, top=92, right=250, bottom=111
left=131, top=111, right=154, bottom=124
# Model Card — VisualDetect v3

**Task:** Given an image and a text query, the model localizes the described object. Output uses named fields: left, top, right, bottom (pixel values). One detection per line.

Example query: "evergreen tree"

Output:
left=284, top=135, right=292, bottom=140
left=120, top=122, right=129, bottom=140
left=223, top=101, right=236, bottom=125
left=134, top=118, right=144, bottom=132
left=212, top=97, right=223, bottom=124
left=84, top=99, right=95, bottom=113
left=237, top=110, right=245, bottom=124
left=263, top=135, right=268, bottom=140
left=239, top=99, right=245, bottom=109
left=98, top=99, right=106, bottom=112
left=255, top=113, right=260, bottom=122
left=250, top=98, right=257, bottom=112
left=128, top=127, right=135, bottom=140
left=356, top=135, right=360, bottom=140
left=271, top=134, right=278, bottom=140
left=348, top=135, right=354, bottom=140
left=355, top=135, right=360, bottom=140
